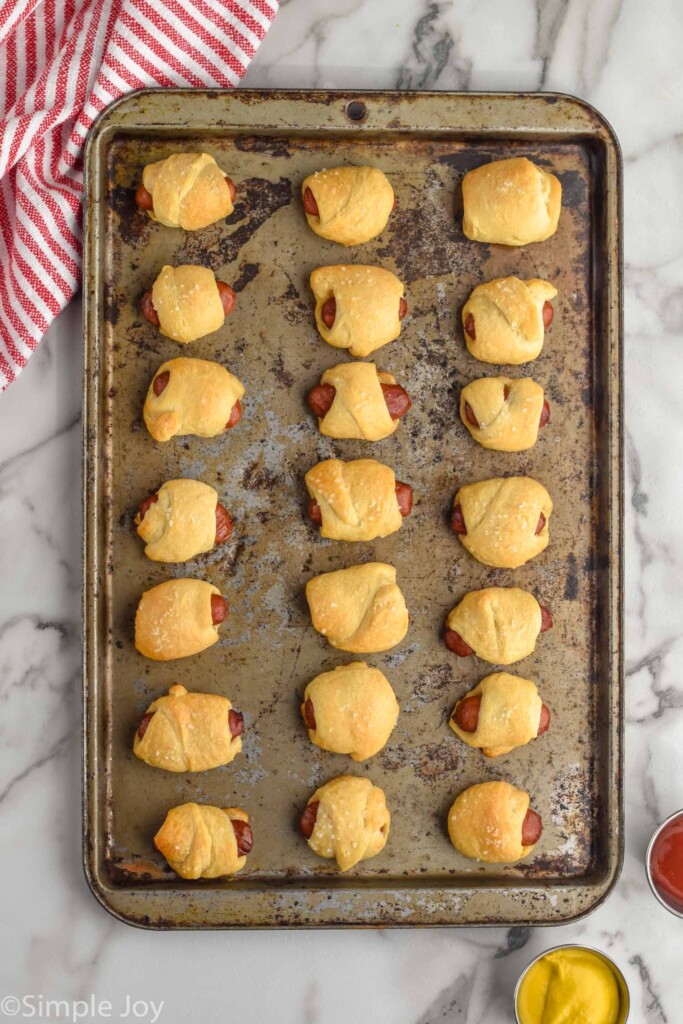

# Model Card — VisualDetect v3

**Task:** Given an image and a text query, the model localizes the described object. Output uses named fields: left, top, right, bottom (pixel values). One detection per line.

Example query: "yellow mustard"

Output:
left=517, top=948, right=621, bottom=1024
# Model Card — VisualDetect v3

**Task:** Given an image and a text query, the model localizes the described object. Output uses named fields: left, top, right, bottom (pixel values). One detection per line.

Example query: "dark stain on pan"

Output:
left=543, top=372, right=564, bottom=404
left=234, top=135, right=293, bottom=159
left=435, top=149, right=494, bottom=175
left=564, top=552, right=579, bottom=600
left=107, top=186, right=150, bottom=245
left=103, top=284, right=121, bottom=326
left=381, top=739, right=462, bottom=784
left=217, top=537, right=246, bottom=573
left=281, top=278, right=312, bottom=326
left=232, top=261, right=260, bottom=292
left=533, top=763, right=598, bottom=876
left=269, top=351, right=295, bottom=389
left=301, top=551, right=314, bottom=574
left=378, top=169, right=486, bottom=282
left=556, top=170, right=587, bottom=209
left=409, top=663, right=455, bottom=705
left=242, top=458, right=283, bottom=491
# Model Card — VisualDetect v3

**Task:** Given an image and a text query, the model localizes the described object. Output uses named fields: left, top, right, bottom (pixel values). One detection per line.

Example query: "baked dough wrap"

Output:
left=302, top=166, right=394, bottom=245
left=151, top=265, right=225, bottom=343
left=461, top=157, right=561, bottom=245
left=143, top=357, right=244, bottom=442
left=460, top=377, right=545, bottom=452
left=154, top=803, right=249, bottom=878
left=306, top=562, right=409, bottom=654
left=305, top=458, right=403, bottom=542
left=302, top=663, right=399, bottom=761
left=317, top=362, right=398, bottom=440
left=449, top=673, right=543, bottom=757
left=446, top=587, right=543, bottom=665
left=455, top=476, right=552, bottom=568
left=447, top=781, right=537, bottom=863
left=136, top=479, right=218, bottom=562
left=134, top=578, right=222, bottom=661
left=304, top=776, right=390, bottom=871
left=142, top=153, right=234, bottom=230
left=462, top=277, right=557, bottom=365
left=310, top=265, right=405, bottom=358
left=134, top=684, right=242, bottom=771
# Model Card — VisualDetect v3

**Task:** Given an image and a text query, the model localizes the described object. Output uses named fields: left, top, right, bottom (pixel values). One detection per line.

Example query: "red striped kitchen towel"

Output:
left=0, top=0, right=278, bottom=390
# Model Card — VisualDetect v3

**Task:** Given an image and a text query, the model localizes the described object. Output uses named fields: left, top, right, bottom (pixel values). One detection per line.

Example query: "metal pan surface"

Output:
left=82, top=89, right=623, bottom=928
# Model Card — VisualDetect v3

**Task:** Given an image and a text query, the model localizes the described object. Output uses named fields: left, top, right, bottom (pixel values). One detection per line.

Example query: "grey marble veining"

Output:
left=1, top=0, right=683, bottom=1021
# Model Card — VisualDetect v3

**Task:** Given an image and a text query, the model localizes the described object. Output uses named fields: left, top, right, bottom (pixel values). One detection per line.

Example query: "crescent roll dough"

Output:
left=316, top=362, right=399, bottom=440
left=454, top=476, right=552, bottom=568
left=302, top=166, right=394, bottom=245
left=310, top=265, right=405, bottom=358
left=304, top=776, right=390, bottom=871
left=136, top=479, right=218, bottom=562
left=142, top=153, right=234, bottom=230
left=151, top=265, right=225, bottom=343
left=135, top=578, right=222, bottom=661
left=461, top=157, right=562, bottom=245
left=462, top=277, right=557, bottom=364
left=446, top=587, right=544, bottom=665
left=134, top=684, right=242, bottom=771
left=460, top=377, right=546, bottom=451
left=448, top=781, right=537, bottom=863
left=449, top=673, right=543, bottom=757
left=305, top=458, right=403, bottom=541
left=302, top=663, right=399, bottom=761
left=155, top=803, right=249, bottom=879
left=143, top=357, right=244, bottom=442
left=306, top=562, right=409, bottom=654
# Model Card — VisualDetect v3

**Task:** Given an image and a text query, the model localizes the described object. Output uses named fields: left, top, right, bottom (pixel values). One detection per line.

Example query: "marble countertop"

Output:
left=2, top=0, right=683, bottom=1021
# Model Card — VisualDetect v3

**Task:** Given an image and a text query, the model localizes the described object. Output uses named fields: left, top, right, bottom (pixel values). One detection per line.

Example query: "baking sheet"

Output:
left=82, top=90, right=623, bottom=928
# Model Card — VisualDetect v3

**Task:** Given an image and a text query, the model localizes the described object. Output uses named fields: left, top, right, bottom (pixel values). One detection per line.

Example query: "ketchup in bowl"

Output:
left=648, top=811, right=683, bottom=914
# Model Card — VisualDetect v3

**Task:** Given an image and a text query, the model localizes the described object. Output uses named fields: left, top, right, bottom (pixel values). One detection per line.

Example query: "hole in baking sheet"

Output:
left=345, top=101, right=367, bottom=123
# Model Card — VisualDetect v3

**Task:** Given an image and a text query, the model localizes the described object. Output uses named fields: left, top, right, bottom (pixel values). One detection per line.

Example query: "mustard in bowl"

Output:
left=515, top=944, right=629, bottom=1024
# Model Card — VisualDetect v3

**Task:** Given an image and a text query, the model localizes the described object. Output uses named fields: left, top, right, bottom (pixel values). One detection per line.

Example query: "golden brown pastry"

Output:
left=310, top=265, right=407, bottom=358
left=461, top=157, right=561, bottom=245
left=136, top=153, right=235, bottom=229
left=135, top=479, right=233, bottom=563
left=299, top=776, right=390, bottom=871
left=306, top=562, right=409, bottom=654
left=143, top=357, right=244, bottom=442
left=134, top=578, right=228, bottom=661
left=460, top=377, right=549, bottom=451
left=443, top=587, right=553, bottom=665
left=306, top=362, right=411, bottom=441
left=133, top=684, right=244, bottom=771
left=462, top=277, right=557, bottom=364
left=302, top=166, right=394, bottom=245
left=305, top=458, right=412, bottom=541
left=449, top=673, right=550, bottom=757
left=140, top=265, right=235, bottom=343
left=447, top=781, right=543, bottom=863
left=301, top=663, right=399, bottom=761
left=451, top=476, right=552, bottom=568
left=154, top=803, right=252, bottom=879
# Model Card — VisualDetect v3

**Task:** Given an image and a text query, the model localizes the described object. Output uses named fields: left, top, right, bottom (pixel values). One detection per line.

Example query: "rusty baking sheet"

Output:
left=82, top=90, right=623, bottom=928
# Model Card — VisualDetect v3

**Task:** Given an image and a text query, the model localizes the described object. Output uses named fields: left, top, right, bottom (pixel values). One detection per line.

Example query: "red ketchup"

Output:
left=649, top=812, right=683, bottom=913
